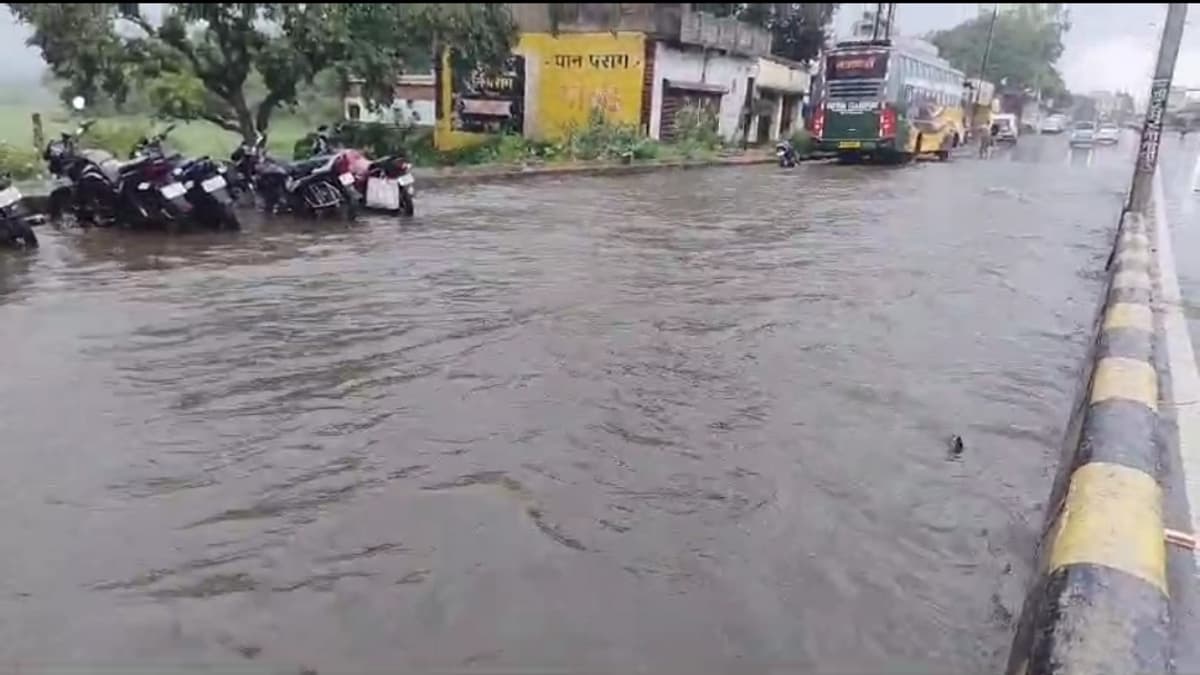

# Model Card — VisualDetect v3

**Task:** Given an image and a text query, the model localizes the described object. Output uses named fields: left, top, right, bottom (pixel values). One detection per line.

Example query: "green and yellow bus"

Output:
left=814, top=39, right=966, bottom=163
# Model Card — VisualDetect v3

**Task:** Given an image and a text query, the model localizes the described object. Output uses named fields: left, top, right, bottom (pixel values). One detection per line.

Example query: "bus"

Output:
left=813, top=38, right=967, bottom=163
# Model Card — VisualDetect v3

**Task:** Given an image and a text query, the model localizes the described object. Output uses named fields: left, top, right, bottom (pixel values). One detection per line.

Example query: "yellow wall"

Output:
left=521, top=32, right=646, bottom=140
left=436, top=32, right=647, bottom=150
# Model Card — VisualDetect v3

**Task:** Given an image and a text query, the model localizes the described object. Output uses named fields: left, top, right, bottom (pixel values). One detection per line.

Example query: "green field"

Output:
left=0, top=103, right=310, bottom=160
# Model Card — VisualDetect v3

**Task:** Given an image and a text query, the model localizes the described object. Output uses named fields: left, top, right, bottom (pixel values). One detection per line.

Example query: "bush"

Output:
left=84, top=119, right=153, bottom=158
left=672, top=104, right=721, bottom=149
left=789, top=128, right=813, bottom=156
left=562, top=107, right=661, bottom=162
left=0, top=142, right=42, bottom=180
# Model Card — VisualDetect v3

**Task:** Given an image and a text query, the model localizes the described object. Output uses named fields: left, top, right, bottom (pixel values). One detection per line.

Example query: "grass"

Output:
left=0, top=103, right=308, bottom=160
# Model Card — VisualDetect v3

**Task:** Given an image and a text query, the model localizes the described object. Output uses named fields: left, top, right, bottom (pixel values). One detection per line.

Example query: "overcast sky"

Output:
left=0, top=4, right=1196, bottom=96
left=834, top=3, right=1200, bottom=95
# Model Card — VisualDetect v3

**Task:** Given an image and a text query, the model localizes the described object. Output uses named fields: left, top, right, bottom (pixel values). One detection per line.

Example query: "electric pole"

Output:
left=969, top=4, right=1000, bottom=142
left=1128, top=3, right=1188, bottom=213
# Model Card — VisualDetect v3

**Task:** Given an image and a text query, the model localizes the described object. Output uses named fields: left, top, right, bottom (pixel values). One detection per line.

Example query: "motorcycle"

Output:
left=308, top=125, right=416, bottom=217
left=0, top=175, right=37, bottom=248
left=131, top=126, right=240, bottom=230
left=776, top=140, right=797, bottom=168
left=114, top=137, right=193, bottom=230
left=44, top=120, right=122, bottom=226
left=231, top=134, right=358, bottom=220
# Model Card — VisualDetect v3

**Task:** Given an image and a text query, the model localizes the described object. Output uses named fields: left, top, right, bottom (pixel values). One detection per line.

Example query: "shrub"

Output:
left=84, top=119, right=153, bottom=158
left=672, top=104, right=721, bottom=150
left=789, top=127, right=813, bottom=156
left=562, top=107, right=660, bottom=162
left=0, top=142, right=42, bottom=180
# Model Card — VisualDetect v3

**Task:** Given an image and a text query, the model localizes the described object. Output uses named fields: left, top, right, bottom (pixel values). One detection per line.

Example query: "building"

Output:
left=435, top=3, right=804, bottom=150
left=343, top=74, right=435, bottom=127
left=748, top=56, right=811, bottom=143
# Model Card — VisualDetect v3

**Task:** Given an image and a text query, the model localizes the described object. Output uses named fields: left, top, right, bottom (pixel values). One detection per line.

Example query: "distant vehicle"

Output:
left=775, top=139, right=797, bottom=167
left=1039, top=116, right=1065, bottom=134
left=1069, top=121, right=1096, bottom=147
left=1095, top=122, right=1120, bottom=145
left=814, top=38, right=965, bottom=163
left=993, top=114, right=1019, bottom=143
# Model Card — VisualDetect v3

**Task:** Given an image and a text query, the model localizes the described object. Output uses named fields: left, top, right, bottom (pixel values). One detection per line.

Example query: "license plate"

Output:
left=160, top=182, right=186, bottom=199
left=0, top=186, right=22, bottom=208
left=338, top=172, right=355, bottom=186
left=397, top=174, right=414, bottom=186
left=201, top=175, right=226, bottom=193
left=838, top=141, right=862, bottom=149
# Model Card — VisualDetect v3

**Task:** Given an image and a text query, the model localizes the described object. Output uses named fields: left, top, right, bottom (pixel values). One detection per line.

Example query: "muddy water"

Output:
left=0, top=147, right=1128, bottom=673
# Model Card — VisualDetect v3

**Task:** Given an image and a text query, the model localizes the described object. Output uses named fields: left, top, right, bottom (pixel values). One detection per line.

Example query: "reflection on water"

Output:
left=0, top=152, right=1127, bottom=673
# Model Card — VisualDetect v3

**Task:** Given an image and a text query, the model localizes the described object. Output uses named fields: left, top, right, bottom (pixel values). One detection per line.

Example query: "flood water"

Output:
left=1, top=146, right=1129, bottom=673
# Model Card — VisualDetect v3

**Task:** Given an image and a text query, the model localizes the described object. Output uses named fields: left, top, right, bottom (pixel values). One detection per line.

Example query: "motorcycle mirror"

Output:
left=71, top=95, right=86, bottom=111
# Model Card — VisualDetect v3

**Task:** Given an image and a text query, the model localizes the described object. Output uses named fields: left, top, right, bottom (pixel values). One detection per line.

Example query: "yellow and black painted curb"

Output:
left=1006, top=214, right=1168, bottom=675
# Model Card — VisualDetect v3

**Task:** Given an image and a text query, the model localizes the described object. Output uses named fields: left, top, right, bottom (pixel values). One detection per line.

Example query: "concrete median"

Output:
left=1006, top=213, right=1168, bottom=675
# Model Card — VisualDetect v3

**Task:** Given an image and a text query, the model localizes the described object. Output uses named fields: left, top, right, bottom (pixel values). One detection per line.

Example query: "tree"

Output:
left=695, top=3, right=838, bottom=65
left=9, top=3, right=516, bottom=141
left=929, top=4, right=1070, bottom=98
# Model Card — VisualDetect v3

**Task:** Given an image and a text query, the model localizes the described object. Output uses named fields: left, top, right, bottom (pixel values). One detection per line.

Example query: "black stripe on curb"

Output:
left=1007, top=213, right=1166, bottom=675
left=1075, top=399, right=1162, bottom=477
left=1110, top=285, right=1153, bottom=306
left=1014, top=563, right=1169, bottom=675
left=1096, top=326, right=1155, bottom=363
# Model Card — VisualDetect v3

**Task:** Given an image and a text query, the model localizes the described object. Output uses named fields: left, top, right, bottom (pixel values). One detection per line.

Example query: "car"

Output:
left=1069, top=121, right=1096, bottom=147
left=993, top=113, right=1019, bottom=143
left=1095, top=122, right=1120, bottom=144
left=1040, top=115, right=1065, bottom=134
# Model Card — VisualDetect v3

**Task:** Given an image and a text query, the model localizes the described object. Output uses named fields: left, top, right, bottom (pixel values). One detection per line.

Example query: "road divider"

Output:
left=1006, top=211, right=1169, bottom=675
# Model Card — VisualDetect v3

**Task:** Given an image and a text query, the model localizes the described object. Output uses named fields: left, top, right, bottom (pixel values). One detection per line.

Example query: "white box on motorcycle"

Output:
left=365, top=177, right=400, bottom=210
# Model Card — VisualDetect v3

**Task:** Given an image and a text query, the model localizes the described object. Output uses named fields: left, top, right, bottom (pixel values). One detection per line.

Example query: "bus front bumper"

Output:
left=817, top=138, right=897, bottom=153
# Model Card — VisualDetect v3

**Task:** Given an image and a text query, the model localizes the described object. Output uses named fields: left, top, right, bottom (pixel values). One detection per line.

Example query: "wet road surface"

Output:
left=1, top=136, right=1133, bottom=673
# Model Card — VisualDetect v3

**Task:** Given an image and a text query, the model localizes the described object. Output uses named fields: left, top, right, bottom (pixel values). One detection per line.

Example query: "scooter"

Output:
left=776, top=140, right=797, bottom=168
left=0, top=174, right=37, bottom=248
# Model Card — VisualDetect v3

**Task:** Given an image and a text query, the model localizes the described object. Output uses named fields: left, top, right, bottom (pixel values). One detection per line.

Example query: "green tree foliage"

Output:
left=8, top=3, right=516, bottom=141
left=695, top=3, right=838, bottom=64
left=929, top=4, right=1070, bottom=97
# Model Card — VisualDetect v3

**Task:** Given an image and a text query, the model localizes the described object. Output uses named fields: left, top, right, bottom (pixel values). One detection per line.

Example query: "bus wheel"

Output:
left=935, top=150, right=950, bottom=161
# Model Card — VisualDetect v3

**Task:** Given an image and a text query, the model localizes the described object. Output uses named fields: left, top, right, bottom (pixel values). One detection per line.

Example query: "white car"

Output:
left=1039, top=116, right=1065, bottom=134
left=1095, top=122, right=1120, bottom=145
left=1069, top=121, right=1096, bottom=147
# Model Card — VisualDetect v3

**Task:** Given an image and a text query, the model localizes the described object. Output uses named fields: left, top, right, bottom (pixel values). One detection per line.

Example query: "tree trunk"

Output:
left=228, top=91, right=256, bottom=143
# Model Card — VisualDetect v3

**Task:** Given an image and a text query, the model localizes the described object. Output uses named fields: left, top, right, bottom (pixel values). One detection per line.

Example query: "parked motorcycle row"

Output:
left=4, top=114, right=417, bottom=251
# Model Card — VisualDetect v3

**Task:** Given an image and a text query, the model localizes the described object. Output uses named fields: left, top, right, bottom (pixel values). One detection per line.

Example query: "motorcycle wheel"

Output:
left=338, top=184, right=358, bottom=221
left=215, top=201, right=241, bottom=231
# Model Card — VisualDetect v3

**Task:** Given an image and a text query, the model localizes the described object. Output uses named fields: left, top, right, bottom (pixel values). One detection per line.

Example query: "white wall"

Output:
left=650, top=43, right=756, bottom=141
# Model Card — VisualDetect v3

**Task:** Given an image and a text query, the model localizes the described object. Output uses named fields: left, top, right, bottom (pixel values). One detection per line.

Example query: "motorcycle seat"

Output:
left=284, top=155, right=333, bottom=178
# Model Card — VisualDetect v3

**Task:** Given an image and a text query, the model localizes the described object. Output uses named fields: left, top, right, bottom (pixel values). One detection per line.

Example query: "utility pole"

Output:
left=1128, top=3, right=1188, bottom=213
left=969, top=4, right=1000, bottom=143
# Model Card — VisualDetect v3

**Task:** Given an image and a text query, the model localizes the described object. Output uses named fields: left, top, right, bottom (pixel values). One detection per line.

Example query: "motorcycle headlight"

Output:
left=173, top=167, right=183, bottom=176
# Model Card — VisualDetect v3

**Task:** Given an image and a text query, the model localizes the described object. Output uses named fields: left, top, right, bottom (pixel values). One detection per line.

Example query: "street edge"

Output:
left=1005, top=206, right=1169, bottom=675
left=417, top=154, right=785, bottom=189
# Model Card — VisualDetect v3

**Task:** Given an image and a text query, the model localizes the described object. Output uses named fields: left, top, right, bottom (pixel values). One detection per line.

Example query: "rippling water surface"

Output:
left=0, top=146, right=1129, bottom=672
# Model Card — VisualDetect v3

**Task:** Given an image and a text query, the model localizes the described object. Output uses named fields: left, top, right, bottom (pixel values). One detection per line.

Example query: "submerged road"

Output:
left=0, top=135, right=1134, bottom=673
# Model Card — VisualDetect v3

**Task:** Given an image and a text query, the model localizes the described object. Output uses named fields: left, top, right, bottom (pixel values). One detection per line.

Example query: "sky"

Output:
left=833, top=3, right=1200, bottom=95
left=0, top=4, right=1196, bottom=97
